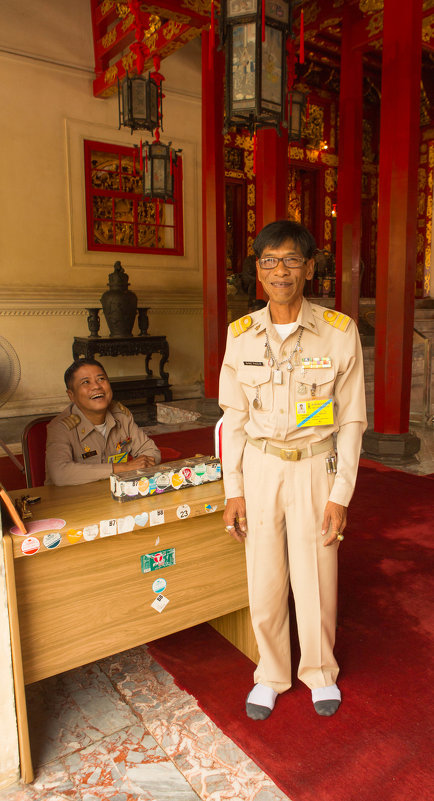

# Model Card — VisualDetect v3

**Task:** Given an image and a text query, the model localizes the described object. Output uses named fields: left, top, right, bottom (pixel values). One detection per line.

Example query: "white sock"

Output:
left=311, top=684, right=341, bottom=703
left=247, top=683, right=278, bottom=710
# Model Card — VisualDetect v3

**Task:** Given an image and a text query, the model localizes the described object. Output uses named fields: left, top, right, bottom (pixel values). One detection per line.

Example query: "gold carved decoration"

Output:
left=101, top=0, right=115, bottom=15
left=122, top=51, right=135, bottom=72
left=181, top=0, right=213, bottom=13
left=102, top=28, right=117, bottom=50
left=324, top=220, right=331, bottom=240
left=303, top=104, right=324, bottom=149
left=247, top=184, right=255, bottom=207
left=324, top=168, right=336, bottom=193
left=244, top=151, right=254, bottom=180
left=325, top=196, right=332, bottom=217
left=417, top=233, right=425, bottom=255
left=366, top=12, right=383, bottom=36
left=162, top=20, right=183, bottom=41
left=116, top=3, right=130, bottom=19
left=122, top=13, right=135, bottom=31
left=418, top=168, right=427, bottom=190
left=247, top=210, right=256, bottom=233
left=362, top=120, right=375, bottom=163
left=290, top=147, right=304, bottom=160
left=359, top=0, right=383, bottom=11
left=422, top=14, right=434, bottom=43
left=104, top=65, right=119, bottom=84
left=321, top=153, right=338, bottom=167
left=418, top=193, right=427, bottom=216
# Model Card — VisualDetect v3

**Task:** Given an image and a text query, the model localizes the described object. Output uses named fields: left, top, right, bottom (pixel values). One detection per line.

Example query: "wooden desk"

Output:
left=3, top=480, right=257, bottom=782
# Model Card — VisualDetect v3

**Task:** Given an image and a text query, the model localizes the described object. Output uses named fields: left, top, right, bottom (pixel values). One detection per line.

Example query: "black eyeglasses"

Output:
left=258, top=256, right=306, bottom=270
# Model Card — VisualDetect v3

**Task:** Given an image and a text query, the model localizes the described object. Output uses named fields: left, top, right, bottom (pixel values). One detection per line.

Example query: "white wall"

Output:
left=0, top=0, right=205, bottom=420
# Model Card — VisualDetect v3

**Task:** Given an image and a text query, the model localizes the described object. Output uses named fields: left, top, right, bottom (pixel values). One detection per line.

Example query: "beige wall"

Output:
left=0, top=0, right=204, bottom=786
left=0, top=0, right=205, bottom=421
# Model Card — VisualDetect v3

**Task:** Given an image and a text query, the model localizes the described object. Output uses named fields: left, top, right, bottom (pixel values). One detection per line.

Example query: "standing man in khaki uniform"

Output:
left=45, top=359, right=160, bottom=486
left=219, top=220, right=367, bottom=720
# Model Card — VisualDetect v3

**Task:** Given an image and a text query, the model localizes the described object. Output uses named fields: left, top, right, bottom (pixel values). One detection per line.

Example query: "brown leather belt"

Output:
left=246, top=434, right=334, bottom=462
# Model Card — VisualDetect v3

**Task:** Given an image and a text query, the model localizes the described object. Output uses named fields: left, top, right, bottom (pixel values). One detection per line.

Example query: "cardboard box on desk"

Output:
left=110, top=456, right=222, bottom=502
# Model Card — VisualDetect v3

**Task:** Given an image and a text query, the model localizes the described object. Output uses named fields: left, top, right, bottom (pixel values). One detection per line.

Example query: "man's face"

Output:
left=256, top=238, right=314, bottom=308
left=67, top=364, right=113, bottom=418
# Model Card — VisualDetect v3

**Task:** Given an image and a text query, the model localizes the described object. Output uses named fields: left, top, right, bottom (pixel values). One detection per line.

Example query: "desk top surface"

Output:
left=5, top=480, right=225, bottom=560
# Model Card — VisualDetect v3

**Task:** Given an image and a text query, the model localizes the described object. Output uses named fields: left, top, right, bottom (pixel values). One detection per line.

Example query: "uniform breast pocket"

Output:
left=294, top=367, right=336, bottom=400
left=236, top=366, right=273, bottom=411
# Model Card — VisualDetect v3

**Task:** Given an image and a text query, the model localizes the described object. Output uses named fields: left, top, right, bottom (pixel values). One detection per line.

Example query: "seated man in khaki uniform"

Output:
left=219, top=220, right=367, bottom=720
left=45, top=358, right=161, bottom=486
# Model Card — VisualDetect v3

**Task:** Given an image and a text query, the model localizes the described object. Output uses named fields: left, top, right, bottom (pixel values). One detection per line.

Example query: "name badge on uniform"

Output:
left=295, top=399, right=334, bottom=428
left=108, top=452, right=128, bottom=464
left=243, top=361, right=264, bottom=366
left=82, top=450, right=97, bottom=460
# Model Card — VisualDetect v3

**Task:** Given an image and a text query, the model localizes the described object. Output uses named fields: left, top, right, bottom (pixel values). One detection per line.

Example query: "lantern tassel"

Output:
left=253, top=131, right=257, bottom=176
left=300, top=8, right=305, bottom=65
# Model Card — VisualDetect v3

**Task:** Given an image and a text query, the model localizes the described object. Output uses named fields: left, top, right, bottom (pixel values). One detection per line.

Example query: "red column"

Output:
left=335, top=4, right=363, bottom=322
left=373, top=0, right=423, bottom=436
left=255, top=127, right=289, bottom=299
left=201, top=30, right=227, bottom=398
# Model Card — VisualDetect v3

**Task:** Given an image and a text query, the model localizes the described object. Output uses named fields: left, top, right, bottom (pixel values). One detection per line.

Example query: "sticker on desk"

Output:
left=83, top=524, right=99, bottom=541
left=150, top=509, right=165, bottom=527
left=152, top=577, right=167, bottom=594
left=295, top=398, right=334, bottom=428
left=43, top=532, right=61, bottom=550
left=135, top=512, right=149, bottom=528
left=11, top=518, right=66, bottom=537
left=100, top=519, right=117, bottom=538
left=21, top=536, right=40, bottom=555
left=138, top=477, right=150, bottom=497
left=205, top=504, right=217, bottom=514
left=67, top=529, right=83, bottom=544
left=177, top=503, right=191, bottom=520
left=117, top=515, right=135, bottom=534
left=141, top=547, right=176, bottom=573
left=151, top=594, right=170, bottom=613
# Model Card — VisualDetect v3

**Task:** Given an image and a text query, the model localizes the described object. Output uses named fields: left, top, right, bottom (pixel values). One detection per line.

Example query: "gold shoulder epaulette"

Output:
left=230, top=315, right=253, bottom=338
left=61, top=413, right=81, bottom=430
left=115, top=401, right=131, bottom=416
left=322, top=309, right=351, bottom=332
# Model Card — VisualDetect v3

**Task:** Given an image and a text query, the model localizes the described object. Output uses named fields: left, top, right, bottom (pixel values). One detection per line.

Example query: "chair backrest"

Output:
left=22, top=416, right=54, bottom=488
left=214, top=417, right=223, bottom=461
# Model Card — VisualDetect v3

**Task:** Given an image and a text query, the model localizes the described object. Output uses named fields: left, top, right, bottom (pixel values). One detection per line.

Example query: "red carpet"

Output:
left=148, top=465, right=434, bottom=801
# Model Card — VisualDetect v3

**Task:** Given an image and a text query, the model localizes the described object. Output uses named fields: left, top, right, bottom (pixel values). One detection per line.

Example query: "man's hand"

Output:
left=321, top=500, right=347, bottom=546
left=113, top=455, right=156, bottom=474
left=223, top=496, right=248, bottom=542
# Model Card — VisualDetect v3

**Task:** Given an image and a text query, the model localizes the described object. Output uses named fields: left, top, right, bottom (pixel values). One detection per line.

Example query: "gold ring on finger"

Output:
left=336, top=533, right=344, bottom=542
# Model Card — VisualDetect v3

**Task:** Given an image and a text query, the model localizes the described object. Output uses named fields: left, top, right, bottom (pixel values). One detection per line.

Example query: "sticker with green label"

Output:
left=141, top=547, right=176, bottom=573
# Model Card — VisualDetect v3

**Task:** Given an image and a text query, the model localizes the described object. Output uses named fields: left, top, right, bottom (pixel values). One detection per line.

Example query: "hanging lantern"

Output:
left=288, top=89, right=306, bottom=141
left=141, top=141, right=181, bottom=200
left=221, top=0, right=291, bottom=134
left=118, top=72, right=161, bottom=134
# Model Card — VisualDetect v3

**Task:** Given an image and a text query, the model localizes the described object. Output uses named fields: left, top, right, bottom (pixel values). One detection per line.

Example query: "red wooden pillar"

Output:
left=335, top=4, right=363, bottom=322
left=363, top=0, right=423, bottom=458
left=201, top=30, right=227, bottom=398
left=255, top=127, right=289, bottom=299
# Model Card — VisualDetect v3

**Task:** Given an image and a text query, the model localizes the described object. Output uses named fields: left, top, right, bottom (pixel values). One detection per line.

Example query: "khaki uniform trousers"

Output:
left=243, top=440, right=340, bottom=693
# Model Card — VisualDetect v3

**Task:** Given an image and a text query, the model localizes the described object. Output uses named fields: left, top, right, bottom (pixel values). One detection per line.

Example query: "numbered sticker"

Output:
left=100, top=519, right=117, bottom=537
left=151, top=594, right=169, bottom=613
left=176, top=504, right=191, bottom=520
left=150, top=509, right=165, bottom=527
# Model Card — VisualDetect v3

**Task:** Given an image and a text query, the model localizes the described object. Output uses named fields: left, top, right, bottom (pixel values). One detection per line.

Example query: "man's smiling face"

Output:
left=67, top=364, right=113, bottom=420
left=256, top=238, right=314, bottom=312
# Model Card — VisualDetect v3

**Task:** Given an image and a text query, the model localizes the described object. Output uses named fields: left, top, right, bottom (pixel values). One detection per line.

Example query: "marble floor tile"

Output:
left=26, top=662, right=137, bottom=767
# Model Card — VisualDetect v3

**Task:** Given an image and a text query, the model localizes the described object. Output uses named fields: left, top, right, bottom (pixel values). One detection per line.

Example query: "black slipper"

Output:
left=313, top=698, right=341, bottom=716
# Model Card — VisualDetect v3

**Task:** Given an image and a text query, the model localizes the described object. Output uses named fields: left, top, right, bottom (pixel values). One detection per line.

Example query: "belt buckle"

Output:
left=279, top=448, right=301, bottom=461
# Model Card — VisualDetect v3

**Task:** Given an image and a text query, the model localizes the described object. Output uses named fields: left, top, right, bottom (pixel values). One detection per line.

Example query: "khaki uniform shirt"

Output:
left=219, top=299, right=367, bottom=507
left=45, top=401, right=161, bottom=486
